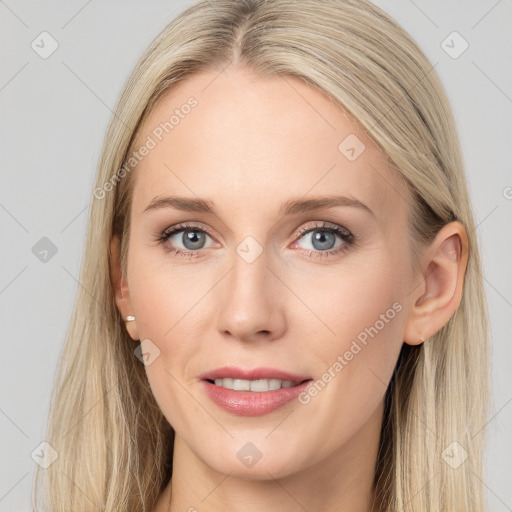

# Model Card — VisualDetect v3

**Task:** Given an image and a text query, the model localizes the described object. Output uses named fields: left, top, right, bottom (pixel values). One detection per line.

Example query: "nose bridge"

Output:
left=228, top=242, right=272, bottom=310
left=227, top=227, right=272, bottom=298
left=216, top=240, right=283, bottom=340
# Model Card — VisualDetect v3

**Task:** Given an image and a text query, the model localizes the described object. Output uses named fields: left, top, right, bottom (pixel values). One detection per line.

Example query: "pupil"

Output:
left=313, top=231, right=335, bottom=250
left=183, top=230, right=205, bottom=249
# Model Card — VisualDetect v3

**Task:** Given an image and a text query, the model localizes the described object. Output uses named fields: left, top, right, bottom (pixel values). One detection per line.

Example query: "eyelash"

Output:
left=156, top=222, right=356, bottom=260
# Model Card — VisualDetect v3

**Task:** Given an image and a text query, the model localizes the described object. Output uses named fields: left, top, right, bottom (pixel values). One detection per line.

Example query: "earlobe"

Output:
left=109, top=235, right=139, bottom=340
left=403, top=221, right=468, bottom=346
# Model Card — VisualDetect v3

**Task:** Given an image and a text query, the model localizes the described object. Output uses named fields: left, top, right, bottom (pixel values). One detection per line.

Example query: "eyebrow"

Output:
left=143, top=194, right=374, bottom=217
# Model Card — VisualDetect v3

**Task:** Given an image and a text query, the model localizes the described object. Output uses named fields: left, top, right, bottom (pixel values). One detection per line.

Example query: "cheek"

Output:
left=128, top=268, right=205, bottom=367
left=125, top=249, right=209, bottom=421
left=128, top=243, right=207, bottom=341
left=298, top=252, right=406, bottom=358
left=292, top=255, right=406, bottom=432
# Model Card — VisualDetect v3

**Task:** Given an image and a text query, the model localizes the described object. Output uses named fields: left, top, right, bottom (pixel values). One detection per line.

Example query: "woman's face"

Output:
left=119, top=66, right=422, bottom=478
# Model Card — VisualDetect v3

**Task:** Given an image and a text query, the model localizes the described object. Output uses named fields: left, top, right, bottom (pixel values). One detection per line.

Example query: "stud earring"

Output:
left=124, top=315, right=136, bottom=322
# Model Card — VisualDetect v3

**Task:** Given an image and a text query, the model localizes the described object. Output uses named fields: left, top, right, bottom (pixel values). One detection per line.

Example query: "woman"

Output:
left=33, top=0, right=489, bottom=510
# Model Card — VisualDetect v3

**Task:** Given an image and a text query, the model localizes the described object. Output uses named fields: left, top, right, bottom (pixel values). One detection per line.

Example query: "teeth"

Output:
left=213, top=378, right=297, bottom=391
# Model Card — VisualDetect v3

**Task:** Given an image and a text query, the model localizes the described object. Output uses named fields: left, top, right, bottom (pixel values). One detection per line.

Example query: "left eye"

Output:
left=295, top=227, right=344, bottom=251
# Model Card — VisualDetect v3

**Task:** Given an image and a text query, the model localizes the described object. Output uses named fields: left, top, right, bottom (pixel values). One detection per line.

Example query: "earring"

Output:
left=124, top=315, right=136, bottom=322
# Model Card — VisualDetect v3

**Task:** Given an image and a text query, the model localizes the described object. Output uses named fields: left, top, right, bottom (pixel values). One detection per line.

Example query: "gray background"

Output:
left=1, top=0, right=511, bottom=510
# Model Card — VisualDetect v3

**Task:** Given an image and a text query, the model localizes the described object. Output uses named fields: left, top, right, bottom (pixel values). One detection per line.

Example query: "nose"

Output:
left=215, top=248, right=287, bottom=344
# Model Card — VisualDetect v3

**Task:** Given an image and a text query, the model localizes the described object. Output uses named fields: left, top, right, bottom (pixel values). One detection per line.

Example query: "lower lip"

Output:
left=202, top=380, right=312, bottom=416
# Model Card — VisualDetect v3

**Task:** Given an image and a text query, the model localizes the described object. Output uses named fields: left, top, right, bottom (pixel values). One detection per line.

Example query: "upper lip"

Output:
left=199, top=366, right=312, bottom=383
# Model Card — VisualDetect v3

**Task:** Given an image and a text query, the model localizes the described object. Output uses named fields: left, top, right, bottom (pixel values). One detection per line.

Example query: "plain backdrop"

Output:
left=1, top=0, right=511, bottom=510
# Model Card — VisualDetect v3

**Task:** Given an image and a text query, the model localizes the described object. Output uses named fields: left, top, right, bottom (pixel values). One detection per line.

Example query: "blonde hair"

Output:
left=33, top=0, right=489, bottom=510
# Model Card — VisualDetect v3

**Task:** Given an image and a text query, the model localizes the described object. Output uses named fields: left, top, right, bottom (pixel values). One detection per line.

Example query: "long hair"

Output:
left=33, top=0, right=489, bottom=510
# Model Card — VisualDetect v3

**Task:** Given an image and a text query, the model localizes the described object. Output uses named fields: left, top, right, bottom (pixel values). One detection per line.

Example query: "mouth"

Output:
left=206, top=377, right=306, bottom=392
left=199, top=367, right=313, bottom=416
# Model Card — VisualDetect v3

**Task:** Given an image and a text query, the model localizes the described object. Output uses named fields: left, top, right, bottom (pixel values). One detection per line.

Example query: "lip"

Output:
left=198, top=366, right=311, bottom=382
left=199, top=366, right=313, bottom=417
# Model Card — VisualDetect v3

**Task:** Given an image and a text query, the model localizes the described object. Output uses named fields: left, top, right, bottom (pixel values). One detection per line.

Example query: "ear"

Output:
left=403, top=221, right=469, bottom=346
left=110, top=235, right=139, bottom=340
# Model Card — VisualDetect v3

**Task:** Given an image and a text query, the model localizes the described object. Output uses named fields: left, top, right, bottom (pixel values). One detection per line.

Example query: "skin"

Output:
left=110, top=65, right=469, bottom=512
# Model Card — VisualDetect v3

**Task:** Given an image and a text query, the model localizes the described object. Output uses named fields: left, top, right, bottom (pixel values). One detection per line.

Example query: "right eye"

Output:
left=157, top=223, right=217, bottom=257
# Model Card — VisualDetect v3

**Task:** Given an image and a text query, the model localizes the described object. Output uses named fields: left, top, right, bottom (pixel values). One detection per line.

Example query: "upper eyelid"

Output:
left=163, top=221, right=352, bottom=243
left=296, top=221, right=350, bottom=235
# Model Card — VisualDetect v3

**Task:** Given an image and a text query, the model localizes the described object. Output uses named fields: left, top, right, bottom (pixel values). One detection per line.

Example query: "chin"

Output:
left=188, top=435, right=310, bottom=481
left=208, top=454, right=303, bottom=481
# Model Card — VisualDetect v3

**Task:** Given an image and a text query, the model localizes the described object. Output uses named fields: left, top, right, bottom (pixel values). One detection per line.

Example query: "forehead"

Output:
left=129, top=67, right=410, bottom=223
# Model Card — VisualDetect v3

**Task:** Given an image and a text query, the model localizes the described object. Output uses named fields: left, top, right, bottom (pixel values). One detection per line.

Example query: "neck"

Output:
left=157, top=401, right=384, bottom=512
